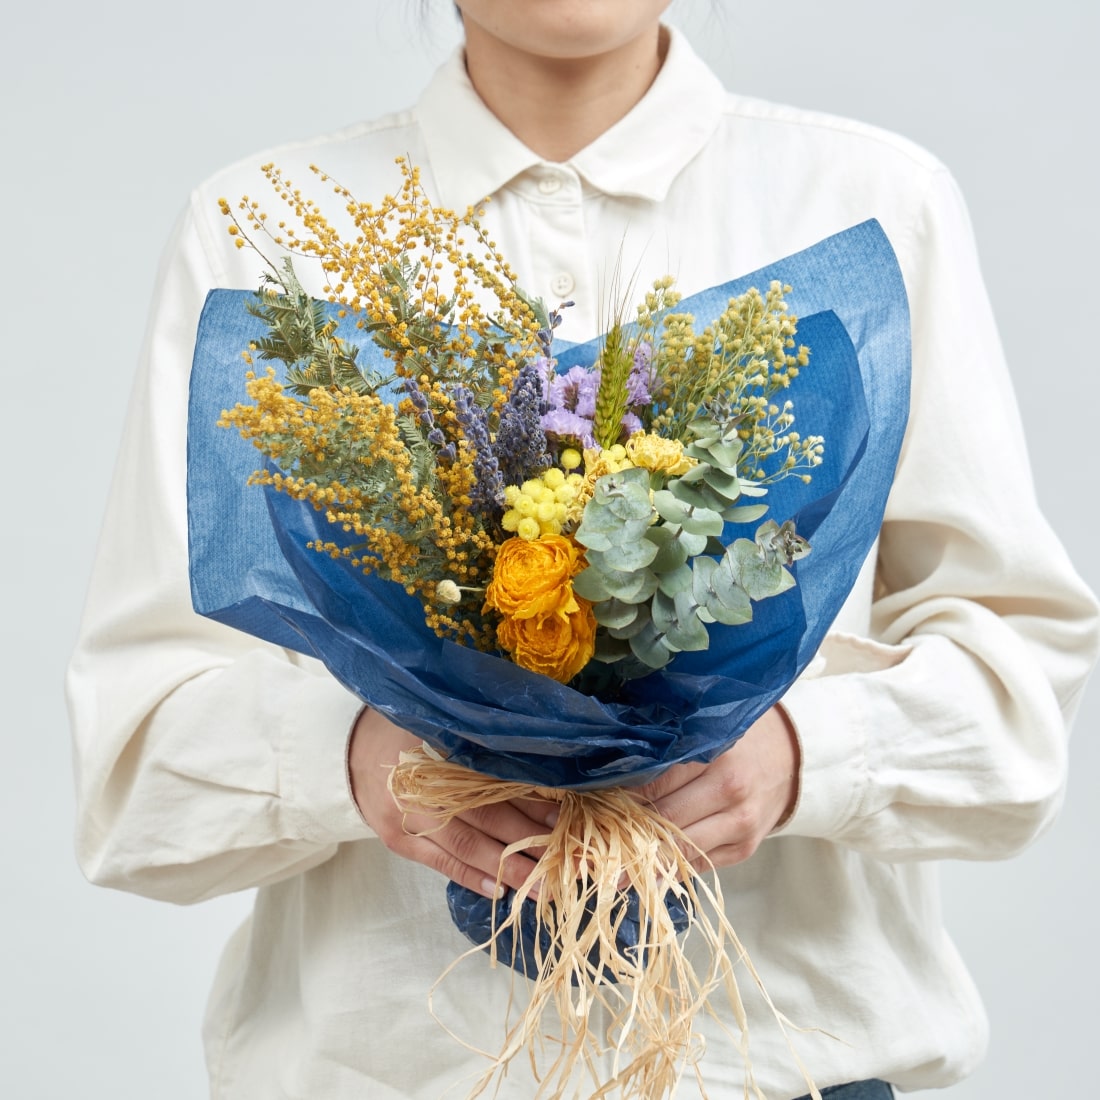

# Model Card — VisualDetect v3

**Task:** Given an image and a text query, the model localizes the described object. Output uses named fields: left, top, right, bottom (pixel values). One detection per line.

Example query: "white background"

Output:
left=3, top=1, right=1097, bottom=1096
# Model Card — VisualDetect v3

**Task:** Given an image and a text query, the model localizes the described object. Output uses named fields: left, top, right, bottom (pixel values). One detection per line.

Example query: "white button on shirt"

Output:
left=550, top=271, right=575, bottom=297
left=67, top=26, right=1098, bottom=1100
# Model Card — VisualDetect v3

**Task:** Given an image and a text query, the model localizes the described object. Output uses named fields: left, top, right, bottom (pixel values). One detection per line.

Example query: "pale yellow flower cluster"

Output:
left=502, top=467, right=585, bottom=540
left=630, top=280, right=822, bottom=482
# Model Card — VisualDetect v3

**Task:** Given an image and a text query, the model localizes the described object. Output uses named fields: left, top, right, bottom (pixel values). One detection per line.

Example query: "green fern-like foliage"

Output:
left=246, top=259, right=383, bottom=396
left=395, top=412, right=440, bottom=498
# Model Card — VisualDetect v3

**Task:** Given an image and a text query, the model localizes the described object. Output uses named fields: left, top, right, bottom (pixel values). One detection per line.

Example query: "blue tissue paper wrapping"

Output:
left=187, top=218, right=909, bottom=789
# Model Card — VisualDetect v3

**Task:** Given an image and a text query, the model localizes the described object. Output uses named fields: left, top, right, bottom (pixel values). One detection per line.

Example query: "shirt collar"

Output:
left=416, top=26, right=726, bottom=210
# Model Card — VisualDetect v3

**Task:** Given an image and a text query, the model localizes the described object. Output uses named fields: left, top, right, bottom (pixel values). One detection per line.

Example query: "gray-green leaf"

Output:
left=646, top=525, right=690, bottom=572
left=657, top=562, right=694, bottom=597
left=722, top=503, right=769, bottom=524
left=592, top=598, right=639, bottom=630
left=695, top=556, right=754, bottom=625
left=585, top=538, right=659, bottom=573
left=628, top=622, right=674, bottom=669
left=727, top=539, right=786, bottom=600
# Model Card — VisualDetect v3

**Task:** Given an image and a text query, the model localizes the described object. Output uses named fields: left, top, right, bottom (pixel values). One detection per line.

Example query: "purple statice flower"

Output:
left=547, top=364, right=600, bottom=418
left=496, top=363, right=551, bottom=488
left=626, top=341, right=656, bottom=407
left=541, top=364, right=599, bottom=449
left=451, top=385, right=504, bottom=515
left=539, top=343, right=657, bottom=451
left=541, top=407, right=597, bottom=451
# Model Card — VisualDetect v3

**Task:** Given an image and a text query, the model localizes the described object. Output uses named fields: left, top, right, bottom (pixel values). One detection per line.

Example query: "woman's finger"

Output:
left=391, top=807, right=543, bottom=899
left=432, top=815, right=544, bottom=897
left=458, top=797, right=554, bottom=858
left=631, top=761, right=707, bottom=806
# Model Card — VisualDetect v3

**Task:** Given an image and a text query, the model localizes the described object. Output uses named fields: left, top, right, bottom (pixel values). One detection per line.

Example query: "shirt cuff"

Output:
left=771, top=632, right=908, bottom=841
left=280, top=675, right=376, bottom=844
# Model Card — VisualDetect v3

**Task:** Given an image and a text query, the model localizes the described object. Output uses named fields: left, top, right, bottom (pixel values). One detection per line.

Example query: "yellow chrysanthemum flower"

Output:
left=624, top=431, right=696, bottom=477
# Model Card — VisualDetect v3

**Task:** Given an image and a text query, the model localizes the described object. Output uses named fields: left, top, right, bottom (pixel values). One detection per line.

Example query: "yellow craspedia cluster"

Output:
left=501, top=467, right=585, bottom=540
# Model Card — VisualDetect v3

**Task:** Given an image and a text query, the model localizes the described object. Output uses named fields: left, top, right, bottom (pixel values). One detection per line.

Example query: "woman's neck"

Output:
left=462, top=23, right=669, bottom=163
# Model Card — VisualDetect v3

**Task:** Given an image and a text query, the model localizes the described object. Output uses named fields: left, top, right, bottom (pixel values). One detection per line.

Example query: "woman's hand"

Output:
left=348, top=708, right=551, bottom=900
left=631, top=706, right=801, bottom=870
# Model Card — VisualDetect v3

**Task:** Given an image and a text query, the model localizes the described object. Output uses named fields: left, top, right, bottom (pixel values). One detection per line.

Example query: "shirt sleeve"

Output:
left=66, top=196, right=372, bottom=906
left=775, top=167, right=1100, bottom=859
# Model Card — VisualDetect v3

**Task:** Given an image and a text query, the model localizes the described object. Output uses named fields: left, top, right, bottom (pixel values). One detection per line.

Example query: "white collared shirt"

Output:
left=67, top=28, right=1098, bottom=1099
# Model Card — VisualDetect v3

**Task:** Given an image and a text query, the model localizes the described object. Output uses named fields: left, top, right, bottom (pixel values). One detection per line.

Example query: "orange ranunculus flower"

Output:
left=496, top=598, right=597, bottom=683
left=484, top=534, right=586, bottom=620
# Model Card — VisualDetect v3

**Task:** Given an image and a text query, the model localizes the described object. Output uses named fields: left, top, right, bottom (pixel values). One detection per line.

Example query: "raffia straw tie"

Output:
left=388, top=745, right=824, bottom=1100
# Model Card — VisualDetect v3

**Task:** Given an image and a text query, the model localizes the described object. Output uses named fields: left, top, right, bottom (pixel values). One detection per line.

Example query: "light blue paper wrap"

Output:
left=187, top=219, right=909, bottom=791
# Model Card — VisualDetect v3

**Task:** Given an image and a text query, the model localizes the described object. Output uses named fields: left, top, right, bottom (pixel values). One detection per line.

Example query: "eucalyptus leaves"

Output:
left=573, top=414, right=810, bottom=675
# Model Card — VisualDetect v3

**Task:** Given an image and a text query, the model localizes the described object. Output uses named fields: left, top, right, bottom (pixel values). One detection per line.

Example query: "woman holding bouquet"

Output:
left=68, top=1, right=1098, bottom=1098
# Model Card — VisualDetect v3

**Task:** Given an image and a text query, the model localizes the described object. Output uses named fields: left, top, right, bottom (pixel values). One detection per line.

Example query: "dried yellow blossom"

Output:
left=625, top=432, right=695, bottom=477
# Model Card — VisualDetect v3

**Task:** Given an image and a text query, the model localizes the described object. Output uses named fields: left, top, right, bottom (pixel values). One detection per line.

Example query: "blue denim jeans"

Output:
left=793, top=1082, right=893, bottom=1100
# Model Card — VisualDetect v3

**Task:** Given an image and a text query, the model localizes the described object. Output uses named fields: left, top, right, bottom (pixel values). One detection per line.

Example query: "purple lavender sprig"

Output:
left=536, top=300, right=575, bottom=359
left=495, top=363, right=551, bottom=488
left=402, top=376, right=450, bottom=452
left=402, top=377, right=435, bottom=430
left=452, top=385, right=504, bottom=516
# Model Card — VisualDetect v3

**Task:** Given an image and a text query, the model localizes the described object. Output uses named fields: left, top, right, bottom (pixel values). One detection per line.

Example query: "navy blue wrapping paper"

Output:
left=446, top=880, right=693, bottom=983
left=187, top=219, right=910, bottom=790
